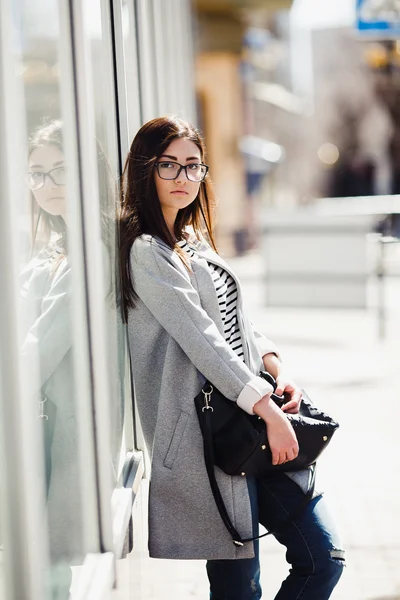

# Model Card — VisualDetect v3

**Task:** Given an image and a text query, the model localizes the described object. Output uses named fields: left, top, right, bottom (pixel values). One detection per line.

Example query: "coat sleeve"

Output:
left=251, top=322, right=281, bottom=361
left=130, top=238, right=273, bottom=413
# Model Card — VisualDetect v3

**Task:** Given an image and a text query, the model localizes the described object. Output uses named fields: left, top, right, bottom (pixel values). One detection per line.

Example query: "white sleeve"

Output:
left=237, top=377, right=273, bottom=414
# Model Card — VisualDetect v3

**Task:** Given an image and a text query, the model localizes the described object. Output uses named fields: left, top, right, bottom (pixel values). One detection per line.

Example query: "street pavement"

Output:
left=114, top=250, right=400, bottom=600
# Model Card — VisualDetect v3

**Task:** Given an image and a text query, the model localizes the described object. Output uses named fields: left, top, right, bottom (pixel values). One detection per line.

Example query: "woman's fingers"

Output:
left=275, top=374, right=302, bottom=410
left=271, top=449, right=280, bottom=466
left=271, top=440, right=299, bottom=465
left=278, top=450, right=287, bottom=465
left=287, top=445, right=299, bottom=461
left=275, top=377, right=293, bottom=397
left=280, top=440, right=300, bottom=464
left=272, top=445, right=298, bottom=465
left=281, top=390, right=302, bottom=414
left=281, top=399, right=298, bottom=413
left=272, top=450, right=288, bottom=466
left=263, top=402, right=299, bottom=465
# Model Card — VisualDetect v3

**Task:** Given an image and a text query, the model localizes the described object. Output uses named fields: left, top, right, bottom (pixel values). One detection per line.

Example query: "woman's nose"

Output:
left=175, top=170, right=187, bottom=184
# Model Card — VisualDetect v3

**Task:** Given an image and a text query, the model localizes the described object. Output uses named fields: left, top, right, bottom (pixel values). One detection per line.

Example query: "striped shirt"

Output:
left=177, top=240, right=244, bottom=360
left=178, top=240, right=312, bottom=495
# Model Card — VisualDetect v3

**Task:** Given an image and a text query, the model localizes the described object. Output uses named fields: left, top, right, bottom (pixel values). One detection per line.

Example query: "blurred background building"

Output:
left=194, top=0, right=293, bottom=253
left=193, top=0, right=400, bottom=253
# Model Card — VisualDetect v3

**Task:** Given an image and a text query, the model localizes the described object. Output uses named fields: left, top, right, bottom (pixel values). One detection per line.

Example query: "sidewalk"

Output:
left=228, top=252, right=400, bottom=600
left=118, top=252, right=400, bottom=600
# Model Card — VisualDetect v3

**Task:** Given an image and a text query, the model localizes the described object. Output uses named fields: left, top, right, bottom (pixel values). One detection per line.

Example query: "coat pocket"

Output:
left=163, top=410, right=190, bottom=469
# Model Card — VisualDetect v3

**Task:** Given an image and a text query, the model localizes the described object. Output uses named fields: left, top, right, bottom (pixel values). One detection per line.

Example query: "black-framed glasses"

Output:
left=155, top=161, right=209, bottom=182
left=28, top=166, right=66, bottom=191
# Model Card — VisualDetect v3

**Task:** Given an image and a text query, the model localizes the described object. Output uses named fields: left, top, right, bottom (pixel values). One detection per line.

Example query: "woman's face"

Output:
left=154, top=137, right=202, bottom=217
left=28, top=144, right=66, bottom=220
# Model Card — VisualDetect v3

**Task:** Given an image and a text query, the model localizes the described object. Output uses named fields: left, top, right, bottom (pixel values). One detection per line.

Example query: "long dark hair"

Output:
left=119, top=116, right=217, bottom=321
left=28, top=119, right=67, bottom=255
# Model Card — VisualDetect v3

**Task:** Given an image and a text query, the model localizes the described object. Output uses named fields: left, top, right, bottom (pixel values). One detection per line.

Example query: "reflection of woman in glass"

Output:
left=20, top=120, right=83, bottom=580
left=120, top=116, right=344, bottom=599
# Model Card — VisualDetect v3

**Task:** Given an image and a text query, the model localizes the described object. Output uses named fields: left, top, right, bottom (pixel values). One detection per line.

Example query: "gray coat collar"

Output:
left=183, top=233, right=241, bottom=291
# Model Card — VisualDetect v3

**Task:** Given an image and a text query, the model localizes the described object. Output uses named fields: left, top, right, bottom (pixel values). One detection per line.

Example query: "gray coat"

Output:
left=127, top=234, right=279, bottom=560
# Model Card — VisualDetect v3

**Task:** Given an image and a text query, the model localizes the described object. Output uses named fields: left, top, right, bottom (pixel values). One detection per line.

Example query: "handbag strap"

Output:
left=202, top=405, right=316, bottom=546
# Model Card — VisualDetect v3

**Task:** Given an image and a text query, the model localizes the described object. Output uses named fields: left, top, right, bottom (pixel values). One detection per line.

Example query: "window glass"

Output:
left=114, top=0, right=148, bottom=458
left=136, top=0, right=159, bottom=121
left=0, top=404, right=6, bottom=600
left=83, top=0, right=133, bottom=483
left=115, top=0, right=141, bottom=153
left=6, top=1, right=99, bottom=597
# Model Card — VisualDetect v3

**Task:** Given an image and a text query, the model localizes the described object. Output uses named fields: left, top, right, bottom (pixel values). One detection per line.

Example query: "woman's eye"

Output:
left=159, top=162, right=174, bottom=169
left=188, top=164, right=200, bottom=170
left=30, top=172, right=43, bottom=180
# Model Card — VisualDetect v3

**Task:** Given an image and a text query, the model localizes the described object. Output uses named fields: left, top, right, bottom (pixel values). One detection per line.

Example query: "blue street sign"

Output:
left=356, top=0, right=400, bottom=36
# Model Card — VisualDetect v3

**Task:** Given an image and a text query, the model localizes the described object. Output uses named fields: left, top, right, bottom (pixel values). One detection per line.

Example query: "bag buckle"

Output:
left=202, top=384, right=214, bottom=412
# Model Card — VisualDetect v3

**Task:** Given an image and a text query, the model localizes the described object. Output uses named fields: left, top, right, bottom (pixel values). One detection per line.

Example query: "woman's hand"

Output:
left=261, top=354, right=302, bottom=415
left=253, top=396, right=299, bottom=465
left=275, top=372, right=302, bottom=414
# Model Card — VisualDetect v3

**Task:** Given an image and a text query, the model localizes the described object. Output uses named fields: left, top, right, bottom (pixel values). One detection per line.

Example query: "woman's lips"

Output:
left=170, top=191, right=188, bottom=195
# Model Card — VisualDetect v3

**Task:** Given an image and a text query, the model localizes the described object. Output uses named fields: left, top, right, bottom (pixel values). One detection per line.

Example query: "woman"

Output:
left=21, top=120, right=84, bottom=594
left=24, top=119, right=117, bottom=553
left=120, top=116, right=344, bottom=599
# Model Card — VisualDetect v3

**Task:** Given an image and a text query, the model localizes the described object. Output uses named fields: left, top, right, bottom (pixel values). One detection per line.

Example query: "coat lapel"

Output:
left=186, top=237, right=245, bottom=311
left=185, top=235, right=237, bottom=279
left=190, top=258, right=224, bottom=335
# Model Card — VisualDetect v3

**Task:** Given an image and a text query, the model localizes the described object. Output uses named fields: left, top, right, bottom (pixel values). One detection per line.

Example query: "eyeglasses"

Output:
left=28, top=166, right=66, bottom=191
left=155, top=161, right=209, bottom=182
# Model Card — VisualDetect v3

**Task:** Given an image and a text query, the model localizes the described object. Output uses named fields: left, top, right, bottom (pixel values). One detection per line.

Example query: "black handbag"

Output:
left=194, top=371, right=339, bottom=546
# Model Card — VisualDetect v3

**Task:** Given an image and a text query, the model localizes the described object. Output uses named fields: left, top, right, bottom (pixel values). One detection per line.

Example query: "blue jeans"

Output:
left=206, top=474, right=344, bottom=599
